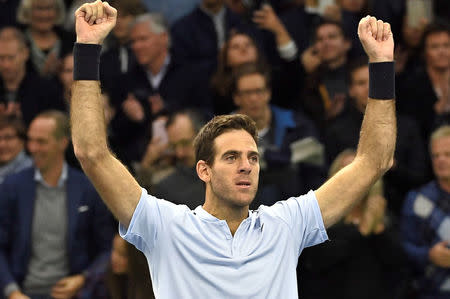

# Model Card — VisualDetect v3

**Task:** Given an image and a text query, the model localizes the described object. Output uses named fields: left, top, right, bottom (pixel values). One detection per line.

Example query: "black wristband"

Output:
left=369, top=61, right=395, bottom=100
left=73, top=43, right=101, bottom=81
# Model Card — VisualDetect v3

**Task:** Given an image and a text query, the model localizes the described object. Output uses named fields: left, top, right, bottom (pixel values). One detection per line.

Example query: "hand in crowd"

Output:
left=0, top=102, right=21, bottom=118
left=8, top=291, right=30, bottom=299
left=301, top=46, right=322, bottom=73
left=429, top=241, right=450, bottom=268
left=359, top=195, right=386, bottom=236
left=253, top=4, right=292, bottom=47
left=148, top=94, right=165, bottom=115
left=122, top=94, right=145, bottom=122
left=41, top=51, right=61, bottom=77
left=325, top=93, right=346, bottom=120
left=75, top=0, right=117, bottom=45
left=51, top=274, right=86, bottom=299
left=253, top=4, right=284, bottom=35
left=141, top=118, right=170, bottom=168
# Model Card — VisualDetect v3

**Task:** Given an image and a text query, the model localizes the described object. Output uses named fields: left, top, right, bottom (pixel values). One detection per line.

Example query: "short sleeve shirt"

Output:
left=120, top=188, right=328, bottom=298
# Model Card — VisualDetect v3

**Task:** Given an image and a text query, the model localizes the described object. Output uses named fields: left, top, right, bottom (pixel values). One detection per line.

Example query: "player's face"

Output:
left=206, top=129, right=260, bottom=208
left=431, top=135, right=450, bottom=183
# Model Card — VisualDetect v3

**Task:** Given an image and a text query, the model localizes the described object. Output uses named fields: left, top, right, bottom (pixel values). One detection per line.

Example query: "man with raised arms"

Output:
left=70, top=1, right=396, bottom=298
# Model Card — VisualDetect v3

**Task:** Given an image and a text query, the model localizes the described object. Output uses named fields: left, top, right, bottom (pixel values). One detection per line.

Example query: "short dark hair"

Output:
left=420, top=21, right=450, bottom=55
left=0, top=115, right=26, bottom=140
left=35, top=110, right=70, bottom=140
left=230, top=62, right=271, bottom=95
left=313, top=19, right=349, bottom=41
left=194, top=114, right=258, bottom=165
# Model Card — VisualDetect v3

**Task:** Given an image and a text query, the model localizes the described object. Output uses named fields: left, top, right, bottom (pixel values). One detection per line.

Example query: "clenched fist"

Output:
left=75, top=0, right=117, bottom=45
left=358, top=16, right=394, bottom=63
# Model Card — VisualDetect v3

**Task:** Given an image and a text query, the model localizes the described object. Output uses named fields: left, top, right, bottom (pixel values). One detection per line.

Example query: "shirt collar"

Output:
left=199, top=5, right=225, bottom=20
left=193, top=206, right=260, bottom=228
left=146, top=54, right=171, bottom=88
left=34, top=162, right=68, bottom=188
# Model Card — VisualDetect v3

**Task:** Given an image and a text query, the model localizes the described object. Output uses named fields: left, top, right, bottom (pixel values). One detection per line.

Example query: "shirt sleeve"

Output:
left=119, top=188, right=185, bottom=252
left=268, top=190, right=328, bottom=256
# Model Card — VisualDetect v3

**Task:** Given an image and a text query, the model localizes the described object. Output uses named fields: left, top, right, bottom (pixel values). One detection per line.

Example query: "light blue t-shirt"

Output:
left=120, top=188, right=328, bottom=298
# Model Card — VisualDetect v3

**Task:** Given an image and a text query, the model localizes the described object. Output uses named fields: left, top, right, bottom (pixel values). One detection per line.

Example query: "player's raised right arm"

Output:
left=71, top=0, right=141, bottom=227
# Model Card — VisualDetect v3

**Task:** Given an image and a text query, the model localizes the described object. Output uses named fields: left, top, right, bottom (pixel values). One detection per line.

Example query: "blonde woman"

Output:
left=17, top=0, right=75, bottom=77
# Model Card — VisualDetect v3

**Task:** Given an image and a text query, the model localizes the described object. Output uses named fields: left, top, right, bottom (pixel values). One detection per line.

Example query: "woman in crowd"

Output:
left=298, top=149, right=408, bottom=299
left=16, top=0, right=75, bottom=77
left=211, top=4, right=304, bottom=115
left=80, top=234, right=155, bottom=299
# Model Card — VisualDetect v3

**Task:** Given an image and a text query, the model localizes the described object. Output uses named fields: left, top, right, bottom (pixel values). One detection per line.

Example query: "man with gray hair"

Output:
left=108, top=13, right=212, bottom=167
left=401, top=125, right=450, bottom=298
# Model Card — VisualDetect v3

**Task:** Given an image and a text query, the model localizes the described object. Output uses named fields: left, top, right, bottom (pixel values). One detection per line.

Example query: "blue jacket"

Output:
left=0, top=166, right=114, bottom=297
left=401, top=181, right=450, bottom=298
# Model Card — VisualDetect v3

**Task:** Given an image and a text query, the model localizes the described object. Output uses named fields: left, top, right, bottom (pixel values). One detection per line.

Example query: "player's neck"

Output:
left=203, top=199, right=249, bottom=236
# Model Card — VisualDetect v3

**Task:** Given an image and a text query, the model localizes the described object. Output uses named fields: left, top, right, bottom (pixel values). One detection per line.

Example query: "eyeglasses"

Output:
left=236, top=87, right=268, bottom=97
left=0, top=134, right=18, bottom=142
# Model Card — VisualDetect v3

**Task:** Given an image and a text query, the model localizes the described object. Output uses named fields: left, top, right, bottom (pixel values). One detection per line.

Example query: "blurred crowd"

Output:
left=0, top=0, right=449, bottom=298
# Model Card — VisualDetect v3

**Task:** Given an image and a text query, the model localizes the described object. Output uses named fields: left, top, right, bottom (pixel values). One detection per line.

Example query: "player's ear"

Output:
left=196, top=160, right=211, bottom=183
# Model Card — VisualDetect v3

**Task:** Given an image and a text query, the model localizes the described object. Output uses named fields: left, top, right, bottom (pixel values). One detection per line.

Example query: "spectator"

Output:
left=398, top=21, right=450, bottom=141
left=0, top=110, right=114, bottom=299
left=401, top=125, right=450, bottom=299
left=111, top=13, right=212, bottom=166
left=141, top=0, right=200, bottom=25
left=325, top=57, right=429, bottom=215
left=231, top=62, right=325, bottom=206
left=100, top=0, right=145, bottom=94
left=299, top=148, right=406, bottom=299
left=395, top=15, right=429, bottom=79
left=16, top=0, right=75, bottom=77
left=0, top=27, right=63, bottom=125
left=300, top=20, right=352, bottom=133
left=0, top=115, right=32, bottom=184
left=56, top=52, right=73, bottom=111
left=170, top=0, right=250, bottom=72
left=211, top=27, right=303, bottom=114
left=149, top=110, right=207, bottom=209
left=80, top=234, right=154, bottom=299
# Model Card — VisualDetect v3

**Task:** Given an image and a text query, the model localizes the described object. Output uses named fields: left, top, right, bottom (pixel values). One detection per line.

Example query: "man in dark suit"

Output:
left=0, top=110, right=114, bottom=299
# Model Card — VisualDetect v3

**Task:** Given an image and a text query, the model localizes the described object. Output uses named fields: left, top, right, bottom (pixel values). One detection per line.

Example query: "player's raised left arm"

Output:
left=315, top=16, right=396, bottom=228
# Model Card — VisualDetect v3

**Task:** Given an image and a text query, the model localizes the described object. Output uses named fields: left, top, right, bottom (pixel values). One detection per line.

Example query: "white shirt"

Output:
left=120, top=188, right=327, bottom=298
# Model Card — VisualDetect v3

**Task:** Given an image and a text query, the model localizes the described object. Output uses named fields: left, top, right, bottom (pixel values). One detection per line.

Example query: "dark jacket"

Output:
left=0, top=167, right=114, bottom=297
